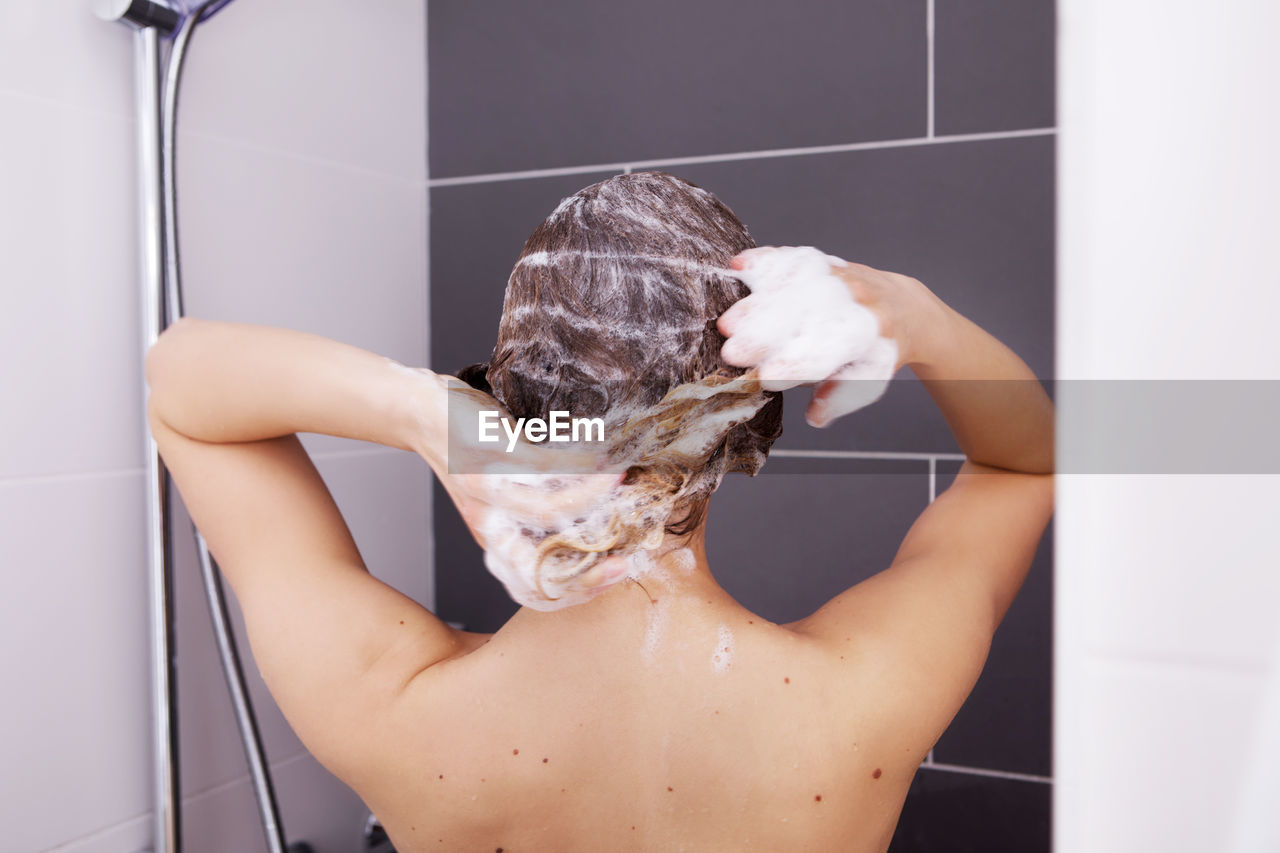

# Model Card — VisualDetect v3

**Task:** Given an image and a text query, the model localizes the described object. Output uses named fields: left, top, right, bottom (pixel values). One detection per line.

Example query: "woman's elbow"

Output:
left=145, top=316, right=200, bottom=394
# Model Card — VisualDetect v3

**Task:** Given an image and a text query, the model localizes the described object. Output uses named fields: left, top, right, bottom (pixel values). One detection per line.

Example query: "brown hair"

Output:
left=460, top=171, right=782, bottom=535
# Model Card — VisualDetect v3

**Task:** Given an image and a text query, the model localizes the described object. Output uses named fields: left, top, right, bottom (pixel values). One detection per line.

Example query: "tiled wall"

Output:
left=1057, top=3, right=1280, bottom=852
left=0, top=2, right=428, bottom=850
left=428, top=1, right=1055, bottom=850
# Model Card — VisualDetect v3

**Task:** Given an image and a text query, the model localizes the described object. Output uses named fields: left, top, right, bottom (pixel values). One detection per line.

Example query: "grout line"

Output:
left=772, top=449, right=965, bottom=462
left=928, top=456, right=938, bottom=501
left=428, top=127, right=1057, bottom=187
left=431, top=161, right=627, bottom=187
left=177, top=769, right=249, bottom=805
left=43, top=812, right=150, bottom=852
left=926, top=0, right=936, bottom=138
left=268, top=747, right=313, bottom=772
left=1088, top=649, right=1271, bottom=678
left=922, top=762, right=1053, bottom=785
left=0, top=466, right=145, bottom=489
left=181, top=749, right=313, bottom=805
left=925, top=748, right=935, bottom=765
left=178, top=125, right=427, bottom=188
left=0, top=84, right=136, bottom=127
left=0, top=445, right=405, bottom=489
left=46, top=752, right=316, bottom=851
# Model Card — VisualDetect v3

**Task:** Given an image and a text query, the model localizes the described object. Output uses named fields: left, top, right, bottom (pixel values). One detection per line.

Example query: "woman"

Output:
left=147, top=172, right=1052, bottom=851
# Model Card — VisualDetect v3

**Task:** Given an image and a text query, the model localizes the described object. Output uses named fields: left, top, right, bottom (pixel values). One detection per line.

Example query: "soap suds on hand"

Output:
left=722, top=246, right=898, bottom=426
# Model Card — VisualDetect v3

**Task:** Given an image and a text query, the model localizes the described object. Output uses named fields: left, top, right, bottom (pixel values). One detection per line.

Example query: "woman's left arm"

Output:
left=146, top=318, right=468, bottom=777
left=146, top=317, right=429, bottom=451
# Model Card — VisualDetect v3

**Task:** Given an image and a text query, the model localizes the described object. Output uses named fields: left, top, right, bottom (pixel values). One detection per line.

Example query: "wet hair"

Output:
left=460, top=171, right=783, bottom=537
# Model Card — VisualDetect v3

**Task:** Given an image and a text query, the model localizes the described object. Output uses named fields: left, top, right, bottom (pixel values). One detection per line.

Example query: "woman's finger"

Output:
left=803, top=339, right=899, bottom=427
left=728, top=246, right=779, bottom=272
left=716, top=295, right=757, bottom=337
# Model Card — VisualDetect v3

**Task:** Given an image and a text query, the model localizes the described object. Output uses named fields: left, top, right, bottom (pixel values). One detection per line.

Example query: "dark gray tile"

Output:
left=891, top=768, right=1051, bottom=852
left=668, top=133, right=1054, bottom=452
left=933, top=456, right=965, bottom=489
left=435, top=457, right=929, bottom=631
left=434, top=480, right=519, bottom=632
left=428, top=0, right=927, bottom=177
left=706, top=457, right=929, bottom=624
left=927, top=459, right=1053, bottom=776
left=429, top=171, right=618, bottom=374
left=934, top=0, right=1056, bottom=135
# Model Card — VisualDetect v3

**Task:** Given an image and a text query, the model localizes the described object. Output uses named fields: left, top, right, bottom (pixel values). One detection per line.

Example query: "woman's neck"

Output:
left=514, top=527, right=738, bottom=627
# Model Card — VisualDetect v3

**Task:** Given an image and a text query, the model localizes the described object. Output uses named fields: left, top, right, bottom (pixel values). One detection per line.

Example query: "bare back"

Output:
left=146, top=318, right=1053, bottom=851
left=353, top=588, right=926, bottom=853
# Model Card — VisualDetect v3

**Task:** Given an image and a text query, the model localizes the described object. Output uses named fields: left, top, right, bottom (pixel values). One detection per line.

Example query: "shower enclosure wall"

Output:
left=0, top=2, right=429, bottom=850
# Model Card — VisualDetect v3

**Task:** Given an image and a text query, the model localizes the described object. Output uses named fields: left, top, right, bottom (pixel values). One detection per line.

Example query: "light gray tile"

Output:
left=178, top=753, right=367, bottom=853
left=46, top=813, right=149, bottom=853
left=0, top=1, right=135, bottom=120
left=176, top=130, right=428, bottom=458
left=0, top=473, right=151, bottom=852
left=180, top=0, right=427, bottom=181
left=272, top=752, right=370, bottom=853
left=0, top=94, right=143, bottom=479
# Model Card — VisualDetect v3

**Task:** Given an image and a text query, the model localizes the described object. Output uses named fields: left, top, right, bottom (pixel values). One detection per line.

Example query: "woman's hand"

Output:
left=717, top=246, right=949, bottom=427
left=716, top=246, right=1051, bottom=472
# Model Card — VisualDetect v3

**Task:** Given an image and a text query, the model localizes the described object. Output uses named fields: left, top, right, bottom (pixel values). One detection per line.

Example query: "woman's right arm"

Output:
left=719, top=248, right=1053, bottom=755
left=817, top=259, right=1054, bottom=474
